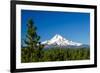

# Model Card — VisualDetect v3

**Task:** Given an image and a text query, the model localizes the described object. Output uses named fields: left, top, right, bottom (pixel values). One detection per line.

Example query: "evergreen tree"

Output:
left=24, top=18, right=44, bottom=62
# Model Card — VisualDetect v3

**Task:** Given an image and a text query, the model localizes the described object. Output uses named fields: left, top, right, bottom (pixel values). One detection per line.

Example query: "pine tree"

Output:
left=24, top=18, right=44, bottom=62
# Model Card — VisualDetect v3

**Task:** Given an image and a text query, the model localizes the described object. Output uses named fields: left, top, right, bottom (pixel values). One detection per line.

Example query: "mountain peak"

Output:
left=51, top=34, right=64, bottom=41
left=42, top=34, right=83, bottom=48
left=54, top=34, right=62, bottom=37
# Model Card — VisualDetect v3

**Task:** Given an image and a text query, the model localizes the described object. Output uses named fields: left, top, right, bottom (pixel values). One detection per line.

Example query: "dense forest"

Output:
left=21, top=47, right=90, bottom=63
left=21, top=18, right=90, bottom=63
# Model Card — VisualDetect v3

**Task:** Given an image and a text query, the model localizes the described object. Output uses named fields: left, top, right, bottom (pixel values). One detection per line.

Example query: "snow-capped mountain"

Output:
left=41, top=34, right=89, bottom=48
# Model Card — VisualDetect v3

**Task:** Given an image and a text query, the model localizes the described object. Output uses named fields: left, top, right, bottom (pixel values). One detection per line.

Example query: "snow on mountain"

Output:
left=42, top=34, right=83, bottom=48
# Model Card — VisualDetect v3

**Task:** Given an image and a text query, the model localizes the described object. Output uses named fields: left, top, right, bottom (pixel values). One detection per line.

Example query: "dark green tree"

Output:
left=24, top=18, right=44, bottom=62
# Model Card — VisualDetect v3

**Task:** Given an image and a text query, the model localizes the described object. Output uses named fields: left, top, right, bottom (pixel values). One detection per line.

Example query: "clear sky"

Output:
left=21, top=10, right=90, bottom=45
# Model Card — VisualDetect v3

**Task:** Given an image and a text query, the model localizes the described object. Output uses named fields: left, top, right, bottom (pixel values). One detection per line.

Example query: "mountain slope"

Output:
left=42, top=34, right=89, bottom=48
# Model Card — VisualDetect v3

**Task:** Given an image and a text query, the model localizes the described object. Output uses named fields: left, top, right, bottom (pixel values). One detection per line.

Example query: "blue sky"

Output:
left=21, top=10, right=90, bottom=45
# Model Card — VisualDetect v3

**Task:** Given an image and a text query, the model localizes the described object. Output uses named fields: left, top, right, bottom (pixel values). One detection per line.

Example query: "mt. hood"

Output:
left=41, top=34, right=89, bottom=48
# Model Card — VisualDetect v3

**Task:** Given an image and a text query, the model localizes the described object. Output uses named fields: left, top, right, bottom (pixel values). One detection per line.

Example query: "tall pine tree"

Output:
left=24, top=18, right=44, bottom=62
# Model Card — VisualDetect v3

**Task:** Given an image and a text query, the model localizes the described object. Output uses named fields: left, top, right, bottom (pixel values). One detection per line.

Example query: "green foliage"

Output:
left=21, top=18, right=44, bottom=63
left=22, top=47, right=90, bottom=62
left=42, top=48, right=90, bottom=61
